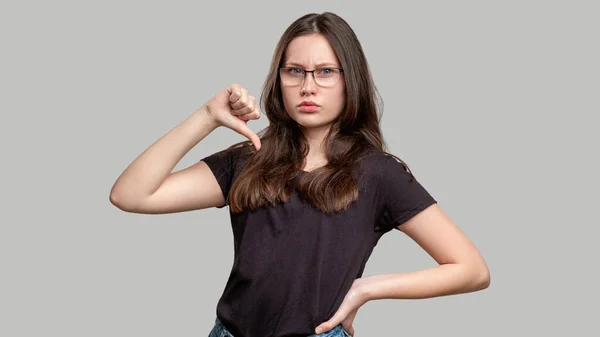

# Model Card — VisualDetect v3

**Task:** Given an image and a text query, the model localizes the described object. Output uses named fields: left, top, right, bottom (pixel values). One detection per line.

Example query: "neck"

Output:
left=299, top=124, right=333, bottom=171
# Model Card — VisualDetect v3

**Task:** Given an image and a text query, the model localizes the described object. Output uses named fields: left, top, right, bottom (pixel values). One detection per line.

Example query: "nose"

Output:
left=301, top=72, right=317, bottom=95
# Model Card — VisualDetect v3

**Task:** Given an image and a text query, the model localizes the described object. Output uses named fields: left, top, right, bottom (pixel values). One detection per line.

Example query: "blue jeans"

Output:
left=208, top=316, right=353, bottom=337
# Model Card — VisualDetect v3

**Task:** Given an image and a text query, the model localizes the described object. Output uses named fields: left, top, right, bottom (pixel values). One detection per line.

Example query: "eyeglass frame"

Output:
left=278, top=67, right=344, bottom=87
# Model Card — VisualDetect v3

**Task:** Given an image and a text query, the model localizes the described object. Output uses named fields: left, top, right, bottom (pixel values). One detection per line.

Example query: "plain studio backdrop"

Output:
left=1, top=0, right=598, bottom=336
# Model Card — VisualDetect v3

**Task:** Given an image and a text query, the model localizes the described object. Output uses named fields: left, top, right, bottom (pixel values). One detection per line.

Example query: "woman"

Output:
left=110, top=12, right=490, bottom=337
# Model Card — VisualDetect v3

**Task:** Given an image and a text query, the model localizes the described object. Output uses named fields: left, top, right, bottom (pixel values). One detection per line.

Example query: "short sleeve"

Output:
left=200, top=144, right=251, bottom=209
left=375, top=154, right=437, bottom=232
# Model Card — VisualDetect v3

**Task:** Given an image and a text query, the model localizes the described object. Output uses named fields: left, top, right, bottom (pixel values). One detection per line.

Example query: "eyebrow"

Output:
left=284, top=61, right=340, bottom=68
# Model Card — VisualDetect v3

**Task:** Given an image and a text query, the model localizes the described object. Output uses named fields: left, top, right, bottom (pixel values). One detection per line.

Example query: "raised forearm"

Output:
left=110, top=107, right=218, bottom=203
left=355, top=264, right=490, bottom=302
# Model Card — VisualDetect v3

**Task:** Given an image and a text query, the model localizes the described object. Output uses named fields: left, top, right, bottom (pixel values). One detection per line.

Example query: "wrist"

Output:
left=351, top=280, right=372, bottom=305
left=193, top=106, right=220, bottom=131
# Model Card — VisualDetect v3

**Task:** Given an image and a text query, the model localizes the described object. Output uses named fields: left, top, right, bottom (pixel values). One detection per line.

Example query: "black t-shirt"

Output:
left=200, top=144, right=437, bottom=337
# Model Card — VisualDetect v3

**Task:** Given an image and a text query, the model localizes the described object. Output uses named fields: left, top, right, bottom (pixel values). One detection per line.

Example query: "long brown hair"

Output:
left=227, top=12, right=413, bottom=214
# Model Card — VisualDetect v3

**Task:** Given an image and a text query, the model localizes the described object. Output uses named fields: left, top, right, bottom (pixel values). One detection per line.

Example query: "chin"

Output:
left=289, top=113, right=335, bottom=129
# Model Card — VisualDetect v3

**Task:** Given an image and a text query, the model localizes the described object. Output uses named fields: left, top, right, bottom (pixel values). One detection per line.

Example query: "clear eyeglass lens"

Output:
left=280, top=68, right=340, bottom=86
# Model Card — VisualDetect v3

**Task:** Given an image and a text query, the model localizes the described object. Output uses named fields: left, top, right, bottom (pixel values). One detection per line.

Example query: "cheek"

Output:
left=281, top=89, right=298, bottom=120
left=281, top=87, right=294, bottom=105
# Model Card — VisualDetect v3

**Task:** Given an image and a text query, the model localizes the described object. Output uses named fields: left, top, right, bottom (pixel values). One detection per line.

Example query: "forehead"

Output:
left=284, top=33, right=340, bottom=67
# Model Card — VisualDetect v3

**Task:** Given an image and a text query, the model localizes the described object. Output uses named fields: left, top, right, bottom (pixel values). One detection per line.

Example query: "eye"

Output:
left=317, top=68, right=334, bottom=75
left=289, top=67, right=303, bottom=74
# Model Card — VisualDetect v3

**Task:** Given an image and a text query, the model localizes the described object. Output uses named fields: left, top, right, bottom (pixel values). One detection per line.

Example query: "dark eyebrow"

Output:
left=284, top=62, right=340, bottom=68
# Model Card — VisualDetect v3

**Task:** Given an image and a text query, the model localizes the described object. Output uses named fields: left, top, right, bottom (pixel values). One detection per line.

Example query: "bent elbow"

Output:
left=109, top=192, right=136, bottom=212
left=474, top=265, right=491, bottom=291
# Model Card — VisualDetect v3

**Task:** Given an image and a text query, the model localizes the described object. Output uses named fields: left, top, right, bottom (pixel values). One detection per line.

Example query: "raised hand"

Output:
left=202, top=83, right=262, bottom=150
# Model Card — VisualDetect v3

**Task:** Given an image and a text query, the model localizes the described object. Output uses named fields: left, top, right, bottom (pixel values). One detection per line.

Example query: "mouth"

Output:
left=298, top=101, right=320, bottom=112
left=298, top=101, right=319, bottom=106
left=298, top=105, right=320, bottom=113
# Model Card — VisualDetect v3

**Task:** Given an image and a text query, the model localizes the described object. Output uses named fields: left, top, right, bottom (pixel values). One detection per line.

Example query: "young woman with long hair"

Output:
left=110, top=12, right=490, bottom=337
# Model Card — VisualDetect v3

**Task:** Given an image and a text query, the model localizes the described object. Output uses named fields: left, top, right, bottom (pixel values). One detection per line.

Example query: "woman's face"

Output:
left=280, top=34, right=346, bottom=132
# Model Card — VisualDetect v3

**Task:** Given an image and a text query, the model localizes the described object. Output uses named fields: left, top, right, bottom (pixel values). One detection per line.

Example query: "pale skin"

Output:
left=110, top=33, right=490, bottom=337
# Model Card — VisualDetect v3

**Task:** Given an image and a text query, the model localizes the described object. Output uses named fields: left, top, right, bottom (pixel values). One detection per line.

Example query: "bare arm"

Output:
left=313, top=204, right=490, bottom=335
left=356, top=204, right=490, bottom=301
left=109, top=107, right=224, bottom=213
left=109, top=84, right=262, bottom=214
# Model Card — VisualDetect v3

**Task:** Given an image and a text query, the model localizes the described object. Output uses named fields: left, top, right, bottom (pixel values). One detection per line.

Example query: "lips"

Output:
left=298, top=101, right=319, bottom=107
left=298, top=105, right=319, bottom=113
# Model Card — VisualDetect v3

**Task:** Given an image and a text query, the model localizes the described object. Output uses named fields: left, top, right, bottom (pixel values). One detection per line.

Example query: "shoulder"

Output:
left=200, top=141, right=256, bottom=174
left=356, top=150, right=412, bottom=180
left=206, top=141, right=255, bottom=161
left=222, top=141, right=255, bottom=156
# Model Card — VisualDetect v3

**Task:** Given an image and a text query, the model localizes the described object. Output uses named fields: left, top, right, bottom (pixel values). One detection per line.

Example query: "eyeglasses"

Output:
left=279, top=67, right=344, bottom=87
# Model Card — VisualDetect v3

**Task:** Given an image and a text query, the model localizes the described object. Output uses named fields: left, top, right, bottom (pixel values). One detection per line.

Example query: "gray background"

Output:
left=1, top=0, right=598, bottom=336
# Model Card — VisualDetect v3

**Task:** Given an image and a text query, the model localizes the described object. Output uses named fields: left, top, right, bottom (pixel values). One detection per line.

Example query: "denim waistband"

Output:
left=210, top=316, right=352, bottom=337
